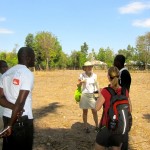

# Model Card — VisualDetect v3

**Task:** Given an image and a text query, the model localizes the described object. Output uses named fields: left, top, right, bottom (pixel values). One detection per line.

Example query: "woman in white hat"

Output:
left=77, top=61, right=99, bottom=133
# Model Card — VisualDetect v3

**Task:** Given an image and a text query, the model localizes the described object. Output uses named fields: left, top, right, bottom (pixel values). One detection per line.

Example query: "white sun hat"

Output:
left=83, top=61, right=94, bottom=67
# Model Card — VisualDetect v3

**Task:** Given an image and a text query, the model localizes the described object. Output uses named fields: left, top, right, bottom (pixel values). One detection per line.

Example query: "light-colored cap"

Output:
left=83, top=61, right=93, bottom=67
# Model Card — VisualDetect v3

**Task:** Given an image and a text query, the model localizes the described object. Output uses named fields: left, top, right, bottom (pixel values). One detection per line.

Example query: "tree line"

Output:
left=0, top=31, right=150, bottom=70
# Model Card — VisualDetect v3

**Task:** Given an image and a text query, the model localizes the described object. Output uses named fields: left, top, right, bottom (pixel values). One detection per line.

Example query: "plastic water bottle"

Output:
left=110, top=115, right=117, bottom=130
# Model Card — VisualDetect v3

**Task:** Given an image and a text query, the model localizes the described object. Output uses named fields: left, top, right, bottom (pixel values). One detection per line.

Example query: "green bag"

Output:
left=74, top=86, right=82, bottom=102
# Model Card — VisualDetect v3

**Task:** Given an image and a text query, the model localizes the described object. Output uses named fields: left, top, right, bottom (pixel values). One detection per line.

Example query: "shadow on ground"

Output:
left=33, top=122, right=96, bottom=150
left=32, top=101, right=97, bottom=150
left=0, top=102, right=134, bottom=150
left=33, top=102, right=63, bottom=119
left=143, top=114, right=150, bottom=123
left=32, top=102, right=133, bottom=150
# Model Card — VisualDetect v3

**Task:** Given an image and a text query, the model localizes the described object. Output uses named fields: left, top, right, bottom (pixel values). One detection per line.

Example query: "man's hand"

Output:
left=0, top=126, right=12, bottom=137
left=17, top=109, right=24, bottom=118
left=81, top=79, right=86, bottom=83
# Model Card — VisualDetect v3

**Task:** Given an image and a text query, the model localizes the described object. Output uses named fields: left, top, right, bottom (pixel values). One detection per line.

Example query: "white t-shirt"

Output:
left=79, top=72, right=98, bottom=94
left=119, top=67, right=127, bottom=85
left=0, top=64, right=34, bottom=119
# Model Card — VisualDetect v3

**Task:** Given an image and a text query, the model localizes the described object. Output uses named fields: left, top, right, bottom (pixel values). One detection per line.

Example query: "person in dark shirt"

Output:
left=114, top=54, right=131, bottom=92
left=0, top=60, right=8, bottom=75
left=113, top=54, right=132, bottom=150
left=0, top=60, right=9, bottom=129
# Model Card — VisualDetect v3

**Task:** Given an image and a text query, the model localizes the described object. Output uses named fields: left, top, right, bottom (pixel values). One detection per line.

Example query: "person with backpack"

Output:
left=95, top=66, right=132, bottom=150
left=114, top=54, right=132, bottom=150
left=77, top=61, right=99, bottom=133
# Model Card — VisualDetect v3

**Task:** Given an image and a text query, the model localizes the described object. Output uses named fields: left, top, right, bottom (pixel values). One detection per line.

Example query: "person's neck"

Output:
left=18, top=63, right=28, bottom=68
left=118, top=66, right=124, bottom=70
left=109, top=84, right=120, bottom=90
left=85, top=72, right=92, bottom=77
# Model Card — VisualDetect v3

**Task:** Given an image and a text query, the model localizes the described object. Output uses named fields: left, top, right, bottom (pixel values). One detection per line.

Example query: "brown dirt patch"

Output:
left=1, top=70, right=150, bottom=150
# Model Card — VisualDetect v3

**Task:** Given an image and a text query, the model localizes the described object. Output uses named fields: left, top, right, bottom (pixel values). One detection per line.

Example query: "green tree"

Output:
left=6, top=50, right=17, bottom=67
left=81, top=42, right=88, bottom=56
left=69, top=50, right=86, bottom=69
left=0, top=44, right=18, bottom=67
left=104, top=47, right=114, bottom=67
left=33, top=31, right=62, bottom=70
left=97, top=48, right=105, bottom=62
left=136, top=32, right=150, bottom=69
left=118, top=45, right=136, bottom=63
left=87, top=49, right=97, bottom=61
left=0, top=52, right=7, bottom=60
left=96, top=47, right=114, bottom=67
left=25, top=33, right=34, bottom=48
left=70, top=50, right=79, bottom=69
left=56, top=51, right=68, bottom=69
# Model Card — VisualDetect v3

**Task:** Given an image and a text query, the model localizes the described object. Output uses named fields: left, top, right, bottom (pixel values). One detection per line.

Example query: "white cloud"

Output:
left=0, top=17, right=14, bottom=34
left=0, top=28, right=14, bottom=34
left=0, top=17, right=6, bottom=22
left=132, top=18, right=150, bottom=27
left=119, top=2, right=150, bottom=14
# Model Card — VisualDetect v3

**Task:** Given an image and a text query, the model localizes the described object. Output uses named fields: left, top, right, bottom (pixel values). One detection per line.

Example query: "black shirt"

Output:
left=119, top=69, right=131, bottom=92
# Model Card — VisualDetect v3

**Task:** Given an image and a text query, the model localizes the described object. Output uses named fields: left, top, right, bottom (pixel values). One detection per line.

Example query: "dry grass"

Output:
left=31, top=70, right=150, bottom=150
left=1, top=70, right=150, bottom=150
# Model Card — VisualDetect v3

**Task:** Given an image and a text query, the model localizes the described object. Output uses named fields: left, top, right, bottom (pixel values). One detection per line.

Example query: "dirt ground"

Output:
left=0, top=70, right=150, bottom=150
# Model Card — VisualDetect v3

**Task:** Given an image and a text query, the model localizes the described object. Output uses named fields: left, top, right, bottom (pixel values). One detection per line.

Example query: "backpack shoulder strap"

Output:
left=106, top=87, right=127, bottom=97
left=105, top=87, right=116, bottom=96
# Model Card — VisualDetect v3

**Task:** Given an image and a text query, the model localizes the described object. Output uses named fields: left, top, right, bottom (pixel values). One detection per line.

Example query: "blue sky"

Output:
left=0, top=0, right=150, bottom=54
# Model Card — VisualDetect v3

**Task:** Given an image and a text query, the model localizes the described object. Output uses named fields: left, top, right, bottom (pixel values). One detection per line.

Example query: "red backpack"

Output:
left=101, top=87, right=132, bottom=134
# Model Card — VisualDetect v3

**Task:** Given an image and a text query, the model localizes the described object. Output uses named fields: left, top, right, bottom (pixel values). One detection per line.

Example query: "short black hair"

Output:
left=17, top=47, right=33, bottom=63
left=114, top=54, right=125, bottom=66
left=0, top=60, right=8, bottom=67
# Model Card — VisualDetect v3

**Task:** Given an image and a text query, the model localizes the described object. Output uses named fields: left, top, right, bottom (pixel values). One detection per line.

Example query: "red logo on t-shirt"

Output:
left=13, top=79, right=20, bottom=85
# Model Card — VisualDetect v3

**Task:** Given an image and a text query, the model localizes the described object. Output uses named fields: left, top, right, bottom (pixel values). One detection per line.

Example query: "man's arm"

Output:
left=0, top=90, right=29, bottom=137
left=0, top=88, right=14, bottom=110
left=8, top=90, right=29, bottom=126
left=128, top=96, right=132, bottom=113
left=95, top=92, right=105, bottom=111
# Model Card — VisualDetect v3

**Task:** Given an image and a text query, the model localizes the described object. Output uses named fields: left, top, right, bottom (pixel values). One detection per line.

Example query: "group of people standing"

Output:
left=0, top=46, right=131, bottom=150
left=77, top=55, right=132, bottom=150
left=0, top=47, right=35, bottom=150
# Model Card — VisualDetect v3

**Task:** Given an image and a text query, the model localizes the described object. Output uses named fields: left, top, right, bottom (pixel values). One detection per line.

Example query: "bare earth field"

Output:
left=0, top=70, right=150, bottom=150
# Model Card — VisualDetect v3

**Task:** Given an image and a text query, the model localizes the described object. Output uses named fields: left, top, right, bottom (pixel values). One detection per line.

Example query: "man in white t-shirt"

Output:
left=0, top=47, right=35, bottom=150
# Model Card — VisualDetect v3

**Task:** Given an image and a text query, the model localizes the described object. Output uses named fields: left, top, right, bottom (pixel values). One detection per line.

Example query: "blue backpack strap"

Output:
left=104, top=87, right=117, bottom=106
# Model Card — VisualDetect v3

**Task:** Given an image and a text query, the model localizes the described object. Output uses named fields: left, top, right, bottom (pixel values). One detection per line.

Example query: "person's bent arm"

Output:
left=77, top=79, right=86, bottom=87
left=128, top=96, right=132, bottom=113
left=8, top=90, right=29, bottom=126
left=0, top=90, right=29, bottom=137
left=95, top=93, right=105, bottom=111
left=0, top=88, right=14, bottom=110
